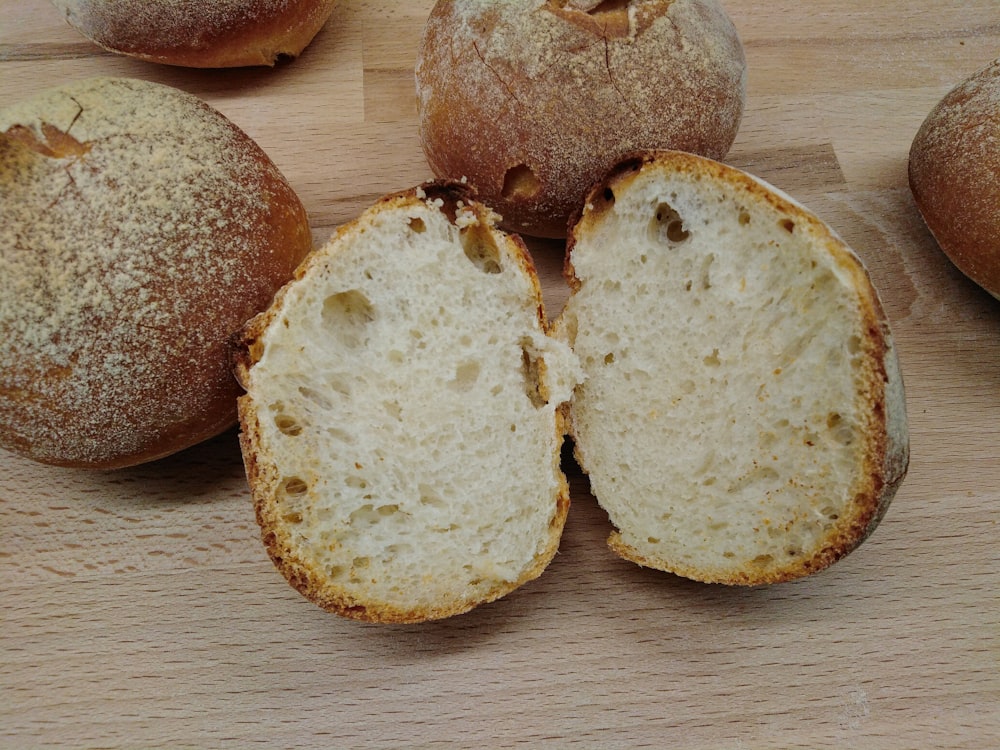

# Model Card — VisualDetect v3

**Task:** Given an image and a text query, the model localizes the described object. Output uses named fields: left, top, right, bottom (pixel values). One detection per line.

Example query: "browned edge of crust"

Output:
left=563, top=149, right=909, bottom=586
left=232, top=180, right=570, bottom=623
left=563, top=151, right=651, bottom=292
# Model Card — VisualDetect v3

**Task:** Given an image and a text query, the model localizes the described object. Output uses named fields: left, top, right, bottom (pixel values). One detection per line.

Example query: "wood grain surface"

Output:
left=2, top=1, right=999, bottom=747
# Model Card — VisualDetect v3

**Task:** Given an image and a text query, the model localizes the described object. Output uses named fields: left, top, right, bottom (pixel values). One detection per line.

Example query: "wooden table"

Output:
left=2, top=1, right=998, bottom=747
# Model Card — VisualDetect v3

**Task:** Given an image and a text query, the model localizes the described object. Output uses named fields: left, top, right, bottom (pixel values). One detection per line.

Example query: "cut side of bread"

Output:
left=555, top=151, right=909, bottom=585
left=233, top=182, right=581, bottom=623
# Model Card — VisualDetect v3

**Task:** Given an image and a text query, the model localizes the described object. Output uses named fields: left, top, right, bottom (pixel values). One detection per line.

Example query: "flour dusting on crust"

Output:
left=416, top=0, right=747, bottom=237
left=0, top=77, right=310, bottom=467
left=51, top=0, right=338, bottom=67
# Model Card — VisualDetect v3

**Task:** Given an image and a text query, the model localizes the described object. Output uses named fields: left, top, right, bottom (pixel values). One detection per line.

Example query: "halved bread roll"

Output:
left=555, top=151, right=909, bottom=585
left=233, top=182, right=581, bottom=623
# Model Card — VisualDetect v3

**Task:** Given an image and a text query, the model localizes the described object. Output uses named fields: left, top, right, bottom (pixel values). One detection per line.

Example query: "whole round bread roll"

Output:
left=51, top=0, right=339, bottom=68
left=0, top=77, right=312, bottom=469
left=909, top=58, right=1000, bottom=300
left=415, top=0, right=747, bottom=238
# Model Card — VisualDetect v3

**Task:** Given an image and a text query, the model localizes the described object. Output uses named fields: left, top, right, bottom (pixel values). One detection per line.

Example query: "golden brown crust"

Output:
left=0, top=77, right=311, bottom=468
left=416, top=0, right=746, bottom=238
left=909, top=57, right=1000, bottom=299
left=565, top=150, right=909, bottom=585
left=234, top=181, right=570, bottom=623
left=51, top=0, right=339, bottom=68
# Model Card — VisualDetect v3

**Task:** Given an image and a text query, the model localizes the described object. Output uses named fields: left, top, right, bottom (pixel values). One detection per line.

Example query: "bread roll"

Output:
left=233, top=182, right=580, bottom=623
left=416, top=0, right=747, bottom=238
left=555, top=151, right=909, bottom=585
left=51, top=0, right=339, bottom=68
left=909, top=57, right=1000, bottom=300
left=0, top=77, right=312, bottom=469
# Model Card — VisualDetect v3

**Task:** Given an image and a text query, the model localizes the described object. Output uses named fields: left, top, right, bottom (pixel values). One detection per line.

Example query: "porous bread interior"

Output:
left=559, top=167, right=874, bottom=581
left=245, top=197, right=579, bottom=616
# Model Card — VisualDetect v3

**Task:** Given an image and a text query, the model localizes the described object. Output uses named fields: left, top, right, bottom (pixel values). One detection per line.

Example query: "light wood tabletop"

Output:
left=2, top=1, right=999, bottom=747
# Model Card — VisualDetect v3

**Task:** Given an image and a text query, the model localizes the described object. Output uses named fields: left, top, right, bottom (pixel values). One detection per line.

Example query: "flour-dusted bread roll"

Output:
left=909, top=58, right=1000, bottom=300
left=51, top=0, right=339, bottom=68
left=0, top=77, right=312, bottom=469
left=416, top=0, right=746, bottom=239
left=233, top=182, right=581, bottom=623
left=555, top=151, right=909, bottom=585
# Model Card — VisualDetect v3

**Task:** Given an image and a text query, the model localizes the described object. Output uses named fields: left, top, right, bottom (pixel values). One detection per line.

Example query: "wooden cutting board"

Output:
left=2, top=1, right=998, bottom=747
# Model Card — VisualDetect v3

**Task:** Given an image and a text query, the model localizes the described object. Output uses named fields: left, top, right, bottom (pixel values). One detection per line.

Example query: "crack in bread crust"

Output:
left=416, top=0, right=747, bottom=238
left=0, top=77, right=311, bottom=468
